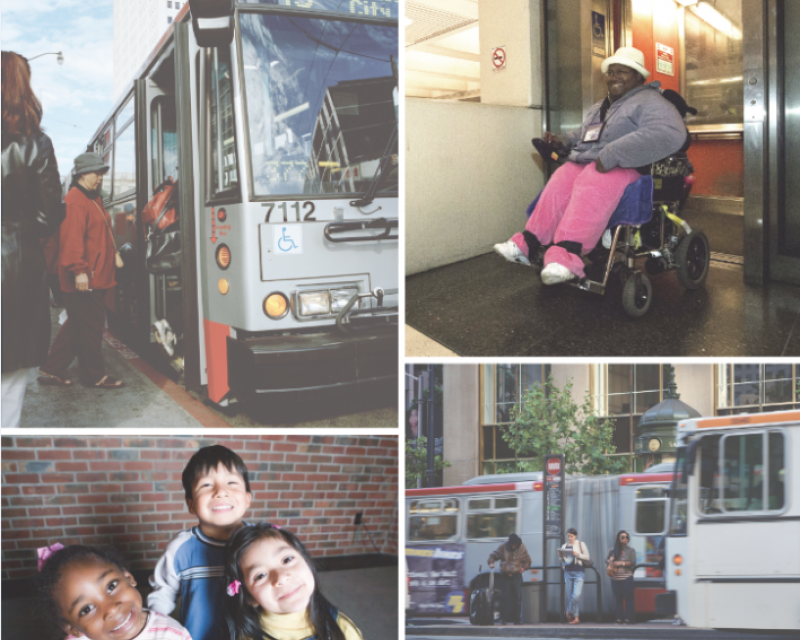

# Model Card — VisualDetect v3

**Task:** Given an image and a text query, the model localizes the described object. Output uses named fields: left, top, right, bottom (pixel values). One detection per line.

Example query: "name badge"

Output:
left=582, top=122, right=604, bottom=142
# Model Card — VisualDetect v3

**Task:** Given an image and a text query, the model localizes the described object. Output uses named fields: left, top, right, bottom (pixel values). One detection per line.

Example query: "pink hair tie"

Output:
left=37, top=543, right=65, bottom=572
left=227, top=580, right=242, bottom=596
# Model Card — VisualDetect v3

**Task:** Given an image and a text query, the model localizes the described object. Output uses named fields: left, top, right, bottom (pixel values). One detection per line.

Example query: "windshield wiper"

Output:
left=350, top=55, right=398, bottom=209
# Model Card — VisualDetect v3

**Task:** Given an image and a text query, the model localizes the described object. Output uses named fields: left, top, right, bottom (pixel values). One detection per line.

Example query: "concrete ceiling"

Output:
left=405, top=0, right=481, bottom=100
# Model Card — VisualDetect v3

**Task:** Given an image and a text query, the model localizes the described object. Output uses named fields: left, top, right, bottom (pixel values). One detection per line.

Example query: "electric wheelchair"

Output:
left=527, top=144, right=709, bottom=318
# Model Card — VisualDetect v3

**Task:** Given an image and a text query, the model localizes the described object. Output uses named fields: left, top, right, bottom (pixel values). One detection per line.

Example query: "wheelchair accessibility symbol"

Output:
left=274, top=224, right=302, bottom=254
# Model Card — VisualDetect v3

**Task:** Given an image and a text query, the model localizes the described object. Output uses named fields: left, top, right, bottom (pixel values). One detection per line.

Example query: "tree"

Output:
left=500, top=374, right=627, bottom=476
left=405, top=437, right=450, bottom=489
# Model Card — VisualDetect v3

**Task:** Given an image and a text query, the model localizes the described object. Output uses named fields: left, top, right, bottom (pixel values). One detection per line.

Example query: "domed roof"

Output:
left=638, top=376, right=701, bottom=431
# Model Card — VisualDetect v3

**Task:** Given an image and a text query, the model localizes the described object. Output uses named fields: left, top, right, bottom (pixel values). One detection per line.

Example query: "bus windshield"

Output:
left=240, top=12, right=398, bottom=197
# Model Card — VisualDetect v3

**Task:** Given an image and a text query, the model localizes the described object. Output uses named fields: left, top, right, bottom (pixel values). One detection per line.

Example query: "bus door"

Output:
left=142, top=47, right=186, bottom=373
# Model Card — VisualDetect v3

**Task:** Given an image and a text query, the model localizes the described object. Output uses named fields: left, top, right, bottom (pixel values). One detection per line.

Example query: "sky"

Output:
left=1, top=0, right=115, bottom=178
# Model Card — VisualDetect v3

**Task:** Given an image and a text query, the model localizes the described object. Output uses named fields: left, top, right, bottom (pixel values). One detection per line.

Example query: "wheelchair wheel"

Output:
left=675, top=230, right=709, bottom=290
left=622, top=271, right=652, bottom=317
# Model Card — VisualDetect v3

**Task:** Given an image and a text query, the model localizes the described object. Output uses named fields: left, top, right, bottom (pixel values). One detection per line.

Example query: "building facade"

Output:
left=435, top=363, right=800, bottom=485
left=113, top=0, right=185, bottom=99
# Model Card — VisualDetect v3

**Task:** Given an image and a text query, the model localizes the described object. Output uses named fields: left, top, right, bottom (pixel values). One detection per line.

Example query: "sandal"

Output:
left=37, top=371, right=72, bottom=386
left=569, top=618, right=580, bottom=625
left=94, top=375, right=124, bottom=388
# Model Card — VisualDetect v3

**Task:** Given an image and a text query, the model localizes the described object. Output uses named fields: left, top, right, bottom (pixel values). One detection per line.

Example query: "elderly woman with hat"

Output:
left=37, top=152, right=124, bottom=388
left=494, top=46, right=689, bottom=284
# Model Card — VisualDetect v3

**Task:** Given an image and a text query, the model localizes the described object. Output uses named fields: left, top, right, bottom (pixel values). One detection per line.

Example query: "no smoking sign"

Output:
left=492, top=46, right=506, bottom=70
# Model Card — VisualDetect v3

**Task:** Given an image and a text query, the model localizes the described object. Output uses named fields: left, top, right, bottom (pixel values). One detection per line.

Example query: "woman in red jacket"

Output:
left=38, top=152, right=123, bottom=388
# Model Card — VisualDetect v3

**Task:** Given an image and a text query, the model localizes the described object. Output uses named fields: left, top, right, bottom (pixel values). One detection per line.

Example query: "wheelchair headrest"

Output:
left=661, top=89, right=697, bottom=118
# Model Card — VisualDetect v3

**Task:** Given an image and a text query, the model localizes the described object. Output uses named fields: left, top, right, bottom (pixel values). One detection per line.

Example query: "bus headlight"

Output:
left=331, top=288, right=359, bottom=312
left=297, top=290, right=330, bottom=316
left=264, top=292, right=289, bottom=319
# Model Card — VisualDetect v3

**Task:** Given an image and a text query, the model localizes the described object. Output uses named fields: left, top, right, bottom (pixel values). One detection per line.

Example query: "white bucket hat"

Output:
left=601, top=46, right=650, bottom=80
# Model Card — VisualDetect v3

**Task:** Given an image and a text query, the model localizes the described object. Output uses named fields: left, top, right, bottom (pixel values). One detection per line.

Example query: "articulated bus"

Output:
left=88, top=0, right=398, bottom=406
left=406, top=470, right=675, bottom=619
left=664, top=410, right=800, bottom=630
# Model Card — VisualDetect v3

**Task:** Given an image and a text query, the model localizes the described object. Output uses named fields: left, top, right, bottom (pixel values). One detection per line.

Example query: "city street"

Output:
left=405, top=618, right=793, bottom=640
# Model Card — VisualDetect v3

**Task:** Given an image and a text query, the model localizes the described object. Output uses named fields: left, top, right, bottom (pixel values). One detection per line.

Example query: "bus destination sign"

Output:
left=241, top=0, right=399, bottom=20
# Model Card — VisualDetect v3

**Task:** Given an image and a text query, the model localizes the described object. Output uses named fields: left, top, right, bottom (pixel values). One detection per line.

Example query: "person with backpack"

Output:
left=487, top=533, right=531, bottom=625
left=1, top=50, right=66, bottom=426
left=558, top=528, right=591, bottom=624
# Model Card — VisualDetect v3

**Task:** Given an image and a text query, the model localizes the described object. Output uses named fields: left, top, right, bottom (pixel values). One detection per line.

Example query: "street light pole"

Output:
left=28, top=52, right=64, bottom=65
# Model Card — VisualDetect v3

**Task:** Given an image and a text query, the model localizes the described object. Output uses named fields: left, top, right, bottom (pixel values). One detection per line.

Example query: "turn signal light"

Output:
left=675, top=569, right=682, bottom=576
left=218, top=279, right=229, bottom=295
left=673, top=555, right=683, bottom=566
left=264, top=292, right=289, bottom=319
left=216, top=244, right=231, bottom=269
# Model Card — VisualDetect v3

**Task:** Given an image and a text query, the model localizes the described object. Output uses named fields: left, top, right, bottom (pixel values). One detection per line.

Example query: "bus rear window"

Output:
left=635, top=486, right=667, bottom=534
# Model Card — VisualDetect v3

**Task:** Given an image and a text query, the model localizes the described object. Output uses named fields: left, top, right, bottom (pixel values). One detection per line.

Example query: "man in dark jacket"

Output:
left=488, top=533, right=531, bottom=624
left=1, top=50, right=65, bottom=427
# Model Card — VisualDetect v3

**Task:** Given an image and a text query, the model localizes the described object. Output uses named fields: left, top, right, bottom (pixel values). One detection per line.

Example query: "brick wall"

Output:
left=1, top=435, right=398, bottom=580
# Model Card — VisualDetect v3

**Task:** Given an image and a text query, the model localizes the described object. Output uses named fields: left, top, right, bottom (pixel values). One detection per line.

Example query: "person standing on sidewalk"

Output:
left=606, top=530, right=636, bottom=624
left=1, top=50, right=66, bottom=427
left=488, top=533, right=531, bottom=625
left=37, top=152, right=124, bottom=389
left=558, top=528, right=591, bottom=624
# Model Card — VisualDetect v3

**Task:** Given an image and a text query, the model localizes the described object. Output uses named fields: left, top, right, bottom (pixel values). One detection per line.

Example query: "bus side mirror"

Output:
left=189, top=0, right=235, bottom=47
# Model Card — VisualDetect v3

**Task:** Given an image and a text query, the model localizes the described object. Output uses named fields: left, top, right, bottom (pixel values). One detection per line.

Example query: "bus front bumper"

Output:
left=226, top=324, right=397, bottom=397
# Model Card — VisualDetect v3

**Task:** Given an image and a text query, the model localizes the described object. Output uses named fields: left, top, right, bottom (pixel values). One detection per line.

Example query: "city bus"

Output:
left=406, top=469, right=674, bottom=619
left=663, top=410, right=800, bottom=630
left=87, top=0, right=398, bottom=406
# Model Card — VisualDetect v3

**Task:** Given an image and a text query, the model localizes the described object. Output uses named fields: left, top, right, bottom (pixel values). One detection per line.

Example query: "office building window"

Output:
left=480, top=364, right=550, bottom=474
left=167, top=1, right=172, bottom=7
left=593, top=364, right=671, bottom=470
left=716, top=364, right=799, bottom=414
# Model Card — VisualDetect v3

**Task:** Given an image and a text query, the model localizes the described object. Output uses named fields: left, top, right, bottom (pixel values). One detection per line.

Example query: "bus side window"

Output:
left=208, top=46, right=238, bottom=196
left=466, top=495, right=518, bottom=540
left=698, top=435, right=721, bottom=514
left=408, top=499, right=459, bottom=542
left=151, top=97, right=178, bottom=185
left=635, top=487, right=667, bottom=534
left=723, top=433, right=765, bottom=511
left=768, top=432, right=785, bottom=510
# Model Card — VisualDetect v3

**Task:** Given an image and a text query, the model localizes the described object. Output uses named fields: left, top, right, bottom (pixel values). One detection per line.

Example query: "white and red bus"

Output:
left=406, top=469, right=674, bottom=619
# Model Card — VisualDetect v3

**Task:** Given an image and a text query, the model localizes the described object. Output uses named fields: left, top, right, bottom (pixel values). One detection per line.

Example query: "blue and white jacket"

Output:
left=148, top=525, right=246, bottom=640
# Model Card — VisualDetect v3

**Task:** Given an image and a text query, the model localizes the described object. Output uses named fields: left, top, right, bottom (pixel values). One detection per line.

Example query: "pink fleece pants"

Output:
left=511, top=161, right=641, bottom=278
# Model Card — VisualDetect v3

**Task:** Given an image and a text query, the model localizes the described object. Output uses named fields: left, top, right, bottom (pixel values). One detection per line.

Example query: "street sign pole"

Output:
left=541, top=454, right=565, bottom=622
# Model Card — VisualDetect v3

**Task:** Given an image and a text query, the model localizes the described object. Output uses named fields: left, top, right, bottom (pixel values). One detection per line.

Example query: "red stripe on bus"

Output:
left=204, top=318, right=231, bottom=404
left=692, top=410, right=800, bottom=429
left=407, top=482, right=543, bottom=496
left=619, top=473, right=674, bottom=485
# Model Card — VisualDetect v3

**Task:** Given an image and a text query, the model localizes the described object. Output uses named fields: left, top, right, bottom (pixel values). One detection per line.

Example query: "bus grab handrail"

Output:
left=324, top=218, right=398, bottom=243
left=336, top=287, right=398, bottom=332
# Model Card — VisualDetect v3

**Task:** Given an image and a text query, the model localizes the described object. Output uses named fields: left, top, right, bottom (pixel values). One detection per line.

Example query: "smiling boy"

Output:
left=147, top=445, right=253, bottom=640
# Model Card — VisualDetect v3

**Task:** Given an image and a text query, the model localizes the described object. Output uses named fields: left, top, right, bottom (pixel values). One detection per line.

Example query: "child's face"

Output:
left=56, top=560, right=147, bottom=640
left=240, top=536, right=315, bottom=614
left=187, top=463, right=252, bottom=539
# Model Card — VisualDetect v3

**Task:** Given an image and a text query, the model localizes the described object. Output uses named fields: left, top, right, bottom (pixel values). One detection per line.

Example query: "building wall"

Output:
left=405, top=99, right=544, bottom=275
left=0, top=435, right=398, bottom=580
left=442, top=364, right=480, bottom=485
left=114, top=0, right=184, bottom=99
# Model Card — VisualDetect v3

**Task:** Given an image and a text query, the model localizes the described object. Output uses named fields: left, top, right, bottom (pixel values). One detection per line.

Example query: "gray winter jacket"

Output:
left=564, top=81, right=688, bottom=169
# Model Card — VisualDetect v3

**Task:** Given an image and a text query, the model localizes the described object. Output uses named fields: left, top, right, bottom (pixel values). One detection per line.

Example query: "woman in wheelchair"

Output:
left=494, top=47, right=689, bottom=285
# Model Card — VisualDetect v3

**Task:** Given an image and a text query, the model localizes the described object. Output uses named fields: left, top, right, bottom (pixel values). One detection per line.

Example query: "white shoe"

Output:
left=541, top=262, right=576, bottom=285
left=494, top=240, right=530, bottom=266
left=152, top=319, right=176, bottom=357
left=602, top=229, right=613, bottom=249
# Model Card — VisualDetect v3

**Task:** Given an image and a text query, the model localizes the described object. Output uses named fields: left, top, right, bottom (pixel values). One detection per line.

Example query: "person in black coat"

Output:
left=1, top=50, right=65, bottom=427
